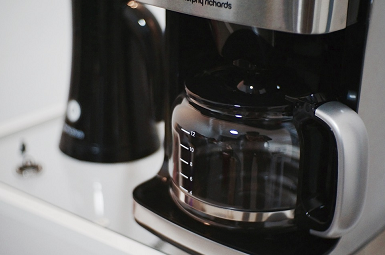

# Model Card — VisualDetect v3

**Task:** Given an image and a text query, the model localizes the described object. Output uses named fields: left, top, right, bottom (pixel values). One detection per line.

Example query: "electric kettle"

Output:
left=169, top=66, right=368, bottom=238
left=59, top=0, right=164, bottom=163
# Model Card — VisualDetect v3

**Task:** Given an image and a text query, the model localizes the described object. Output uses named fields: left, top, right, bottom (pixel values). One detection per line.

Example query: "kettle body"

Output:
left=59, top=0, right=164, bottom=163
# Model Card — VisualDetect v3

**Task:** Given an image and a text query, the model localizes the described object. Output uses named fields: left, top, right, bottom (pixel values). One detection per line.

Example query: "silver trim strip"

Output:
left=312, top=101, right=368, bottom=238
left=138, top=0, right=350, bottom=34
left=171, top=181, right=295, bottom=223
left=133, top=201, right=246, bottom=255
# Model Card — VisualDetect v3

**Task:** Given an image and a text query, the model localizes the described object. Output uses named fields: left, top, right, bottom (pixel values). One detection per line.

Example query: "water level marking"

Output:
left=180, top=186, right=189, bottom=193
left=180, top=158, right=189, bottom=165
left=180, top=172, right=188, bottom=179
left=181, top=128, right=190, bottom=134
left=180, top=144, right=189, bottom=150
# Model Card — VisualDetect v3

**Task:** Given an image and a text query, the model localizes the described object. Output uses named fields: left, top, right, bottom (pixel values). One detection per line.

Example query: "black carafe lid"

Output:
left=59, top=1, right=162, bottom=163
left=185, top=65, right=307, bottom=114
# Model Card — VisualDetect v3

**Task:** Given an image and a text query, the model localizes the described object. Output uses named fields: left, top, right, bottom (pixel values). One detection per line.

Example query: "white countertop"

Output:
left=0, top=117, right=186, bottom=254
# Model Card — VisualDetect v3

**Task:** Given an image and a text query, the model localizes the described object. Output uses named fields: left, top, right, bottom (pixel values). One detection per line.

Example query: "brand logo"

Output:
left=184, top=0, right=232, bottom=10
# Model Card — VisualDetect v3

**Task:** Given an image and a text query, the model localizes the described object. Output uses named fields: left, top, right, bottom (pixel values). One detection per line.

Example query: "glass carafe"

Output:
left=169, top=66, right=368, bottom=237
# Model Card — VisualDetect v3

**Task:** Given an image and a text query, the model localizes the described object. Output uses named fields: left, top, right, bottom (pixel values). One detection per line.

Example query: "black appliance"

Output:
left=132, top=0, right=371, bottom=254
left=59, top=0, right=164, bottom=163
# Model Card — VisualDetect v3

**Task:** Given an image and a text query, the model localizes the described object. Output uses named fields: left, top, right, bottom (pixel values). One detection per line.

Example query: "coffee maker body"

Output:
left=132, top=0, right=383, bottom=254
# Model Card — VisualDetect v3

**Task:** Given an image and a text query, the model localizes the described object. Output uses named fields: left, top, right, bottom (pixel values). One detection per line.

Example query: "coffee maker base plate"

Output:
left=133, top=174, right=339, bottom=255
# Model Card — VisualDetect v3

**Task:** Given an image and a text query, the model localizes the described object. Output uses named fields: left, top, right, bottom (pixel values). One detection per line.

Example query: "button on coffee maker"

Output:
left=133, top=0, right=371, bottom=254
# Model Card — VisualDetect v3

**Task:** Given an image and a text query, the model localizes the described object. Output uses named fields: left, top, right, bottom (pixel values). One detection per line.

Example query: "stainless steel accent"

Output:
left=138, top=0, right=353, bottom=34
left=312, top=101, right=368, bottom=238
left=171, top=181, right=295, bottom=223
left=133, top=200, right=247, bottom=255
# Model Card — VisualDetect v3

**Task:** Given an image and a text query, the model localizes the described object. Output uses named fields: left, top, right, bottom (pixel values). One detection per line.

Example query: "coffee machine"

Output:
left=133, top=0, right=385, bottom=254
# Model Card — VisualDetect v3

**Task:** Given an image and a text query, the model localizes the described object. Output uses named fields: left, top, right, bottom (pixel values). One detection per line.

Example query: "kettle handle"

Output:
left=310, top=101, right=368, bottom=238
left=123, top=3, right=165, bottom=121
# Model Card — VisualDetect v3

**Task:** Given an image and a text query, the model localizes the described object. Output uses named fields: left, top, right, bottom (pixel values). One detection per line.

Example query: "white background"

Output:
left=0, top=0, right=71, bottom=131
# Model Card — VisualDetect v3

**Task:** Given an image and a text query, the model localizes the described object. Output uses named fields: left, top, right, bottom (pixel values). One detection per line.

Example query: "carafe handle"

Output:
left=310, top=101, right=368, bottom=238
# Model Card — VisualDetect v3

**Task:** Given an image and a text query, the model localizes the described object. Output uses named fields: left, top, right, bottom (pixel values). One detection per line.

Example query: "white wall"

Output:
left=146, top=5, right=166, bottom=31
left=0, top=0, right=72, bottom=136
